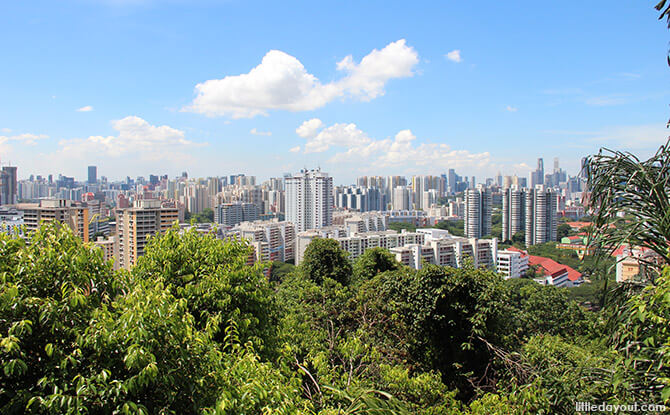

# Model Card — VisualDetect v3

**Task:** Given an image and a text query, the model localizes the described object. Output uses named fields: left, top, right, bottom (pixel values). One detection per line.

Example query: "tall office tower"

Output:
left=525, top=185, right=558, bottom=246
left=496, top=172, right=503, bottom=187
left=392, top=186, right=411, bottom=210
left=502, top=186, right=527, bottom=241
left=285, top=168, right=333, bottom=232
left=470, top=176, right=476, bottom=189
left=116, top=199, right=179, bottom=269
left=464, top=185, right=492, bottom=238
left=531, top=158, right=545, bottom=187
left=448, top=169, right=456, bottom=193
left=87, top=166, right=97, bottom=184
left=412, top=175, right=428, bottom=210
left=0, top=166, right=18, bottom=205
left=553, top=157, right=559, bottom=173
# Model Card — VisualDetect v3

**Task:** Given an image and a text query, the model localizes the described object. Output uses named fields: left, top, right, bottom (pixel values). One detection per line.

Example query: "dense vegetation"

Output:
left=2, top=206, right=669, bottom=414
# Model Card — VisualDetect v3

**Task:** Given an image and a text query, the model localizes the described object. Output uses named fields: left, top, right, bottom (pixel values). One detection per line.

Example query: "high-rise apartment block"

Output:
left=464, top=185, right=492, bottom=238
left=525, top=185, right=558, bottom=246
left=19, top=199, right=90, bottom=241
left=0, top=166, right=18, bottom=205
left=116, top=199, right=179, bottom=269
left=502, top=186, right=526, bottom=242
left=285, top=169, right=333, bottom=232
left=214, top=202, right=259, bottom=227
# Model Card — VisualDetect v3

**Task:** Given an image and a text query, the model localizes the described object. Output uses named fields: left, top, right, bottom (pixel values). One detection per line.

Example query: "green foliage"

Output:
left=352, top=248, right=401, bottom=284
left=132, top=225, right=279, bottom=356
left=270, top=260, right=297, bottom=282
left=505, top=278, right=590, bottom=341
left=0, top=223, right=121, bottom=414
left=586, top=139, right=670, bottom=272
left=608, top=266, right=670, bottom=405
left=402, top=265, right=513, bottom=398
left=511, top=231, right=525, bottom=245
left=434, top=219, right=464, bottom=237
left=387, top=222, right=416, bottom=233
left=521, top=335, right=615, bottom=414
left=186, top=207, right=215, bottom=223
left=78, top=280, right=224, bottom=414
left=491, top=213, right=502, bottom=239
left=301, top=238, right=353, bottom=286
left=557, top=223, right=572, bottom=239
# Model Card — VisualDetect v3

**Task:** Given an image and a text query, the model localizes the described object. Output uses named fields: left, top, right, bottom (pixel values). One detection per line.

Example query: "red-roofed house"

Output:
left=507, top=246, right=583, bottom=287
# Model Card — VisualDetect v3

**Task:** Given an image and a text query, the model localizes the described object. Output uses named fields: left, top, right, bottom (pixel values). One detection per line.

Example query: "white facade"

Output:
left=496, top=250, right=529, bottom=279
left=464, top=185, right=492, bottom=238
left=525, top=185, right=558, bottom=246
left=285, top=169, right=333, bottom=232
left=502, top=186, right=526, bottom=242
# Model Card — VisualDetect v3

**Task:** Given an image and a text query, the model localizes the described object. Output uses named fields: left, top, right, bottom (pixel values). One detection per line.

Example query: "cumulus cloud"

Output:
left=185, top=39, right=419, bottom=118
left=289, top=145, right=301, bottom=153
left=297, top=119, right=372, bottom=153
left=445, top=50, right=462, bottom=63
left=296, top=118, right=324, bottom=138
left=76, top=105, right=94, bottom=112
left=57, top=116, right=204, bottom=161
left=0, top=133, right=49, bottom=146
left=250, top=128, right=272, bottom=136
left=296, top=119, right=490, bottom=170
left=506, top=105, right=518, bottom=112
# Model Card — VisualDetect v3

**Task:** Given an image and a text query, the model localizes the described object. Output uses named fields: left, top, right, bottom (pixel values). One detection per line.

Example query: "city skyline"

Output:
left=1, top=1, right=669, bottom=183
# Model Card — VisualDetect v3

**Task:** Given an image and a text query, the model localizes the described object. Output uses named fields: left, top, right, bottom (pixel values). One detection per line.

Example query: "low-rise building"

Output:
left=497, top=249, right=529, bottom=279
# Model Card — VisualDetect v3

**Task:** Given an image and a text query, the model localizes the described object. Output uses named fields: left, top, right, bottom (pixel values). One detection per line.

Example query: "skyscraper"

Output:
left=285, top=168, right=333, bottom=232
left=88, top=165, right=97, bottom=184
left=530, top=158, right=544, bottom=187
left=464, top=185, right=492, bottom=238
left=502, top=186, right=527, bottom=242
left=0, top=166, right=18, bottom=205
left=525, top=185, right=558, bottom=246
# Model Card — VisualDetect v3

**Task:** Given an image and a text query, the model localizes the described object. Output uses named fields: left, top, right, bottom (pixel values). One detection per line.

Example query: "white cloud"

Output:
left=185, top=39, right=419, bottom=118
left=1, top=128, right=11, bottom=133
left=296, top=119, right=490, bottom=171
left=296, top=118, right=324, bottom=138
left=250, top=128, right=272, bottom=136
left=289, top=145, right=301, bottom=153
left=506, top=105, right=518, bottom=112
left=0, top=133, right=49, bottom=146
left=445, top=49, right=462, bottom=63
left=76, top=105, right=94, bottom=112
left=57, top=116, right=204, bottom=161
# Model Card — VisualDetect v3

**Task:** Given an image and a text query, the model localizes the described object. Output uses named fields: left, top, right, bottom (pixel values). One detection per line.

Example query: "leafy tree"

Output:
left=608, top=266, right=670, bottom=405
left=403, top=265, right=514, bottom=398
left=132, top=225, right=279, bottom=357
left=352, top=248, right=401, bottom=283
left=388, top=222, right=417, bottom=233
left=557, top=223, right=572, bottom=239
left=505, top=278, right=590, bottom=340
left=435, top=220, right=465, bottom=237
left=520, top=334, right=615, bottom=414
left=270, top=260, right=297, bottom=282
left=77, top=280, right=224, bottom=414
left=0, top=223, right=120, bottom=414
left=300, top=238, right=353, bottom=286
left=511, top=231, right=525, bottom=245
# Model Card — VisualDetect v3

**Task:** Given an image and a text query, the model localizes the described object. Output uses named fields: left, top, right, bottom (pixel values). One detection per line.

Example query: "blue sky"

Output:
left=0, top=0, right=668, bottom=184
